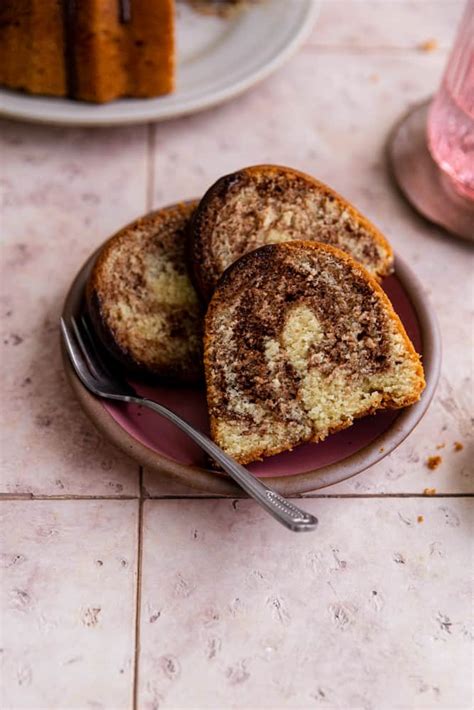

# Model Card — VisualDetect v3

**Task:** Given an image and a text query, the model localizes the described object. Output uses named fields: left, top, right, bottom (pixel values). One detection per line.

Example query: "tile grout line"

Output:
left=146, top=122, right=156, bottom=212
left=143, top=493, right=474, bottom=500
left=0, top=494, right=140, bottom=501
left=0, top=493, right=472, bottom=501
left=132, top=466, right=145, bottom=710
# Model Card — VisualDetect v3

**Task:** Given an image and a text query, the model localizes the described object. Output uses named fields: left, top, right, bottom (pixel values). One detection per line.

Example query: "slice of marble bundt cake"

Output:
left=190, top=164, right=393, bottom=301
left=204, top=241, right=425, bottom=464
left=87, top=202, right=203, bottom=383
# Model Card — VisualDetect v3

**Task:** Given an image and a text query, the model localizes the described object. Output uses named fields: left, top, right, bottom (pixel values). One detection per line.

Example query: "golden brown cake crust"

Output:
left=87, top=201, right=203, bottom=384
left=190, top=164, right=394, bottom=302
left=0, top=0, right=67, bottom=97
left=204, top=241, right=424, bottom=464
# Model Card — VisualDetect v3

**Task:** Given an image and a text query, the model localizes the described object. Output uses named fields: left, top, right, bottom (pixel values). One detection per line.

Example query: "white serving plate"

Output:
left=0, top=0, right=319, bottom=126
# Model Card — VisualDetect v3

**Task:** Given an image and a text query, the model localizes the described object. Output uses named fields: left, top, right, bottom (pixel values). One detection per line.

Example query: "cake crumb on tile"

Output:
left=419, top=38, right=439, bottom=52
left=417, top=515, right=424, bottom=523
left=453, top=441, right=463, bottom=452
left=426, top=455, right=442, bottom=470
left=436, top=443, right=445, bottom=450
left=423, top=487, right=437, bottom=496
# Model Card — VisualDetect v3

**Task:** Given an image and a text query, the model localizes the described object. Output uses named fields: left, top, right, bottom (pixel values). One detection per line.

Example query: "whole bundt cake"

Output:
left=0, top=0, right=175, bottom=102
left=0, top=1, right=245, bottom=102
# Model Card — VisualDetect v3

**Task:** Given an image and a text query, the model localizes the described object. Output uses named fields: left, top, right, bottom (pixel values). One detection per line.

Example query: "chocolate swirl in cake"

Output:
left=208, top=245, right=391, bottom=423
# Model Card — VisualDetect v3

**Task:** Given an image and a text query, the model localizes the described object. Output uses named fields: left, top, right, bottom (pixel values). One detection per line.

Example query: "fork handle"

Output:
left=135, top=397, right=318, bottom=532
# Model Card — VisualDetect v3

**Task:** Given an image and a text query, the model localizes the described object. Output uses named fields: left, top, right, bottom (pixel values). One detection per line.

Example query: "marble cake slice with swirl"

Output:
left=87, top=202, right=203, bottom=384
left=204, top=241, right=425, bottom=464
left=190, top=164, right=394, bottom=302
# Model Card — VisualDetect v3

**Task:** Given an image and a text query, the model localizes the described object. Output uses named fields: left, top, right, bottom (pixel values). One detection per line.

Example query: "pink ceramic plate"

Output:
left=62, top=252, right=441, bottom=495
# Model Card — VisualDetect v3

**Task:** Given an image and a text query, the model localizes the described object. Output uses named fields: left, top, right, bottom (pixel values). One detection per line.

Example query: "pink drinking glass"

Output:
left=427, top=0, right=474, bottom=201
left=388, top=0, right=474, bottom=240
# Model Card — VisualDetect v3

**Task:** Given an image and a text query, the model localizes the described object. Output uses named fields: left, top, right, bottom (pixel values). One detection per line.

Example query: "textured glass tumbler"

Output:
left=388, top=0, right=474, bottom=240
left=427, top=0, right=474, bottom=200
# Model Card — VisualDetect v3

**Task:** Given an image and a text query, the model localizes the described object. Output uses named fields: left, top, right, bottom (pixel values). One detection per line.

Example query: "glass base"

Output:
left=387, top=99, right=474, bottom=242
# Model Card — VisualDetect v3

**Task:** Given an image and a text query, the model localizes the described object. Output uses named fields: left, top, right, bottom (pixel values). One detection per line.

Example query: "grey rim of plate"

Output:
left=0, top=0, right=320, bottom=126
left=61, top=252, right=441, bottom=496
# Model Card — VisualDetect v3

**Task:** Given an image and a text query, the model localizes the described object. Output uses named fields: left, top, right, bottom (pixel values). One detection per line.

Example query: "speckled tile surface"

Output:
left=1, top=2, right=473, bottom=708
left=0, top=500, right=138, bottom=709
left=1, top=122, right=146, bottom=496
left=313, top=0, right=464, bottom=49
left=137, top=498, right=473, bottom=710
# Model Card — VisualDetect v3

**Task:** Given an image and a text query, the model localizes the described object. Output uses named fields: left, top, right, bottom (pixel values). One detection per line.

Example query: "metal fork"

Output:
left=60, top=315, right=318, bottom=532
